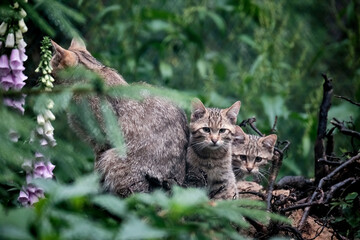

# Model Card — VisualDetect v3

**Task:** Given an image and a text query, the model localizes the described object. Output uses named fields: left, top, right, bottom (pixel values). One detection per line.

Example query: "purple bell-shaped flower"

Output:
left=10, top=49, right=25, bottom=74
left=13, top=72, right=27, bottom=90
left=1, top=74, right=14, bottom=90
left=0, top=54, right=10, bottom=77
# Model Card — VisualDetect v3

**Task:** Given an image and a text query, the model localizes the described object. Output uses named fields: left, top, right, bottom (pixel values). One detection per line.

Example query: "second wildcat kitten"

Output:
left=232, top=126, right=277, bottom=182
left=186, top=99, right=241, bottom=200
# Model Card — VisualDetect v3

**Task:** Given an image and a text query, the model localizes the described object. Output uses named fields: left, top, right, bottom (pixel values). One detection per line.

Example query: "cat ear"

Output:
left=69, top=37, right=87, bottom=50
left=233, top=126, right=248, bottom=144
left=51, top=40, right=67, bottom=56
left=191, top=98, right=207, bottom=121
left=224, top=101, right=241, bottom=124
left=260, top=134, right=277, bottom=151
left=50, top=40, right=78, bottom=67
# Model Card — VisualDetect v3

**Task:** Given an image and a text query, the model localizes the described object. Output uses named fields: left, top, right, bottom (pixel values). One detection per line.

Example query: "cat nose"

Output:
left=211, top=138, right=218, bottom=144
left=246, top=167, right=253, bottom=172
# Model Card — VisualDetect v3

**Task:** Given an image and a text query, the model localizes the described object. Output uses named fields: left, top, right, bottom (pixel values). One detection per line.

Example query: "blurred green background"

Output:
left=1, top=0, right=360, bottom=198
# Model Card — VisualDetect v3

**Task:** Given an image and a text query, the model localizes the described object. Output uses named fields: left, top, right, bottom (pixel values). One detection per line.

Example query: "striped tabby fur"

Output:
left=50, top=39, right=188, bottom=197
left=232, top=126, right=277, bottom=182
left=185, top=99, right=241, bottom=200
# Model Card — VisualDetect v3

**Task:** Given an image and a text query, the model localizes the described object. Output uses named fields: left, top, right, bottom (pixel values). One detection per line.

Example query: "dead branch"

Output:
left=324, top=177, right=357, bottom=203
left=239, top=117, right=264, bottom=137
left=271, top=116, right=278, bottom=134
left=331, top=118, right=360, bottom=140
left=335, top=95, right=360, bottom=107
left=314, top=73, right=333, bottom=183
left=266, top=141, right=290, bottom=211
left=298, top=153, right=360, bottom=230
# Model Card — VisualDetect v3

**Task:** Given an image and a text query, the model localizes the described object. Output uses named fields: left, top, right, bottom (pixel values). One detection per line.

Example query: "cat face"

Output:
left=232, top=126, right=277, bottom=179
left=189, top=99, right=241, bottom=153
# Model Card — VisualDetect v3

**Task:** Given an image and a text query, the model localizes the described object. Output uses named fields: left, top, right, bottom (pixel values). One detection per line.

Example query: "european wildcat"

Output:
left=232, top=126, right=277, bottom=182
left=185, top=99, right=241, bottom=200
left=50, top=39, right=188, bottom=197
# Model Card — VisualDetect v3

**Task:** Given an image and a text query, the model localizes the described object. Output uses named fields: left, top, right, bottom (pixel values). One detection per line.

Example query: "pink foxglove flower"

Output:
left=0, top=54, right=10, bottom=77
left=19, top=48, right=28, bottom=62
left=1, top=74, right=14, bottom=90
left=34, top=161, right=54, bottom=179
left=18, top=185, right=44, bottom=206
left=4, top=96, right=25, bottom=114
left=5, top=32, right=15, bottom=48
left=10, top=49, right=23, bottom=70
left=18, top=190, right=30, bottom=206
left=17, top=39, right=27, bottom=49
left=13, top=72, right=27, bottom=90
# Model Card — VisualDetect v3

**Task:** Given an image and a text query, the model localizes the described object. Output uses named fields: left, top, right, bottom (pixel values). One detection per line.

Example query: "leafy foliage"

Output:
left=0, top=175, right=289, bottom=240
left=0, top=0, right=359, bottom=239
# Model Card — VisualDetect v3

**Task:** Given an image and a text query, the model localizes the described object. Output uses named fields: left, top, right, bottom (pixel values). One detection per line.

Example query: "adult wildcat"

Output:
left=185, top=99, right=240, bottom=200
left=232, top=126, right=277, bottom=182
left=50, top=39, right=188, bottom=197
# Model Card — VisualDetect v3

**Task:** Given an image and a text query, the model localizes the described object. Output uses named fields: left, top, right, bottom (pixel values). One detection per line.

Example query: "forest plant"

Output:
left=18, top=36, right=57, bottom=207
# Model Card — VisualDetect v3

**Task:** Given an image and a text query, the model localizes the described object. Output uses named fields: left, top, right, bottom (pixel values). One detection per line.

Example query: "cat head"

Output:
left=232, top=126, right=277, bottom=178
left=189, top=99, right=241, bottom=153
left=50, top=38, right=103, bottom=75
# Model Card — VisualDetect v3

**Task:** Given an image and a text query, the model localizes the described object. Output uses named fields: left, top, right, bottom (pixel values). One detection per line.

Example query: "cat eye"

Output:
left=219, top=128, right=226, bottom=133
left=240, top=155, right=247, bottom=161
left=202, top=127, right=211, bottom=133
left=255, top=157, right=262, bottom=162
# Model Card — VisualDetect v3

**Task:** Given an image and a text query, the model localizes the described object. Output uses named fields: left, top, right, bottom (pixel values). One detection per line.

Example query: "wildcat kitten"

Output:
left=50, top=39, right=188, bottom=197
left=232, top=126, right=277, bottom=182
left=185, top=99, right=241, bottom=200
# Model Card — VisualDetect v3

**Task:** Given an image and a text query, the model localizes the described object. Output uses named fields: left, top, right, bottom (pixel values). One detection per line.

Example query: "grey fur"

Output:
left=50, top=39, right=188, bottom=197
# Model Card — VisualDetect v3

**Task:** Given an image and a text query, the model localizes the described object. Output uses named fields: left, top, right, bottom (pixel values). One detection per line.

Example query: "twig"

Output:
left=324, top=177, right=356, bottom=203
left=335, top=95, right=360, bottom=107
left=266, top=141, right=290, bottom=211
left=331, top=118, right=360, bottom=140
left=318, top=158, right=341, bottom=166
left=271, top=116, right=278, bottom=134
left=298, top=153, right=360, bottom=230
left=280, top=202, right=323, bottom=213
left=239, top=117, right=264, bottom=137
left=314, top=73, right=333, bottom=183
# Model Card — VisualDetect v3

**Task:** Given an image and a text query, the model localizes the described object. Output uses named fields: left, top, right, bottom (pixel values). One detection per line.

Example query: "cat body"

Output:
left=50, top=39, right=188, bottom=197
left=185, top=99, right=240, bottom=200
left=232, top=126, right=277, bottom=182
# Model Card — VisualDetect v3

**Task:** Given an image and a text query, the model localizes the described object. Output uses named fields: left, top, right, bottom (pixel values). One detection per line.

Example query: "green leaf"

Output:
left=206, top=11, right=226, bottom=33
left=92, top=195, right=127, bottom=218
left=33, top=174, right=100, bottom=203
left=345, top=192, right=358, bottom=202
left=100, top=100, right=126, bottom=157
left=170, top=186, right=208, bottom=209
left=50, top=209, right=113, bottom=240
left=116, top=216, right=167, bottom=240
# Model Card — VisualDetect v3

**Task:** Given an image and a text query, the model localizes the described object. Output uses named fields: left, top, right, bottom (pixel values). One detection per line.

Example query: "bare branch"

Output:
left=331, top=118, right=360, bottom=140
left=335, top=95, right=360, bottom=107
left=314, top=73, right=333, bottom=183
left=239, top=117, right=264, bottom=137
left=298, top=153, right=360, bottom=230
